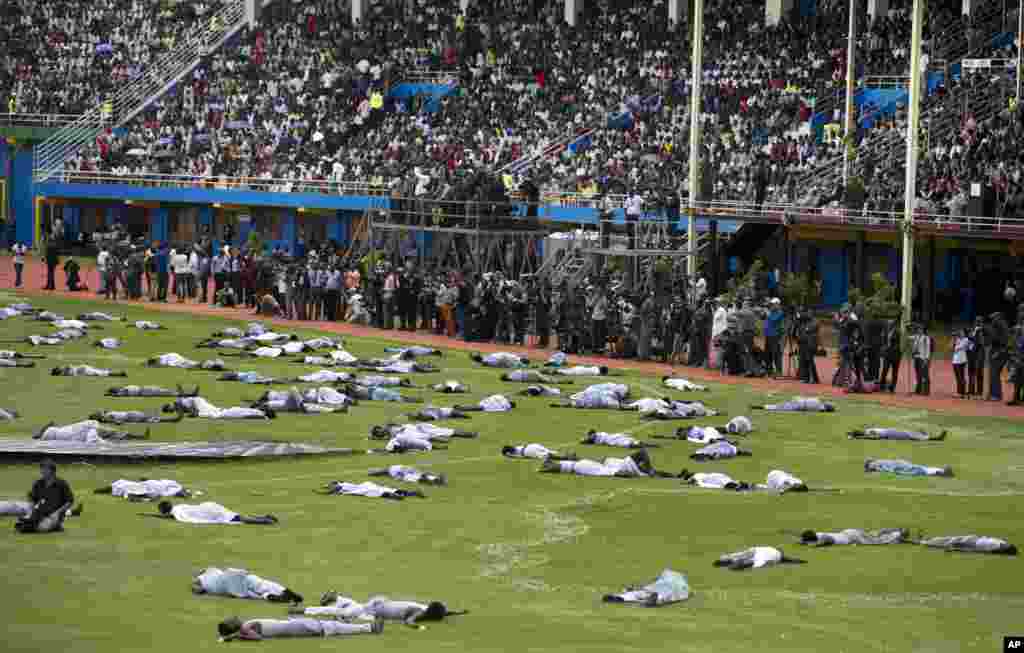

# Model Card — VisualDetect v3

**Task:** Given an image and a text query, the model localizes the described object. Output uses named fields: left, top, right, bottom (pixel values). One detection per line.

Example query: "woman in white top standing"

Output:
left=952, top=328, right=970, bottom=398
left=11, top=242, right=27, bottom=288
left=171, top=247, right=191, bottom=303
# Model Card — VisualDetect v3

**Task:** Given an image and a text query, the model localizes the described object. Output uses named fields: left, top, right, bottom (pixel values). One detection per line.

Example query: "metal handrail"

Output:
left=0, top=113, right=82, bottom=127
left=50, top=170, right=388, bottom=196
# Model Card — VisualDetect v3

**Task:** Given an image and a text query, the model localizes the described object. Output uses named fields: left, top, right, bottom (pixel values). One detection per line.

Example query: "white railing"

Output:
left=0, top=113, right=81, bottom=128
left=33, top=0, right=248, bottom=182
left=38, top=170, right=1024, bottom=236
left=47, top=170, right=388, bottom=197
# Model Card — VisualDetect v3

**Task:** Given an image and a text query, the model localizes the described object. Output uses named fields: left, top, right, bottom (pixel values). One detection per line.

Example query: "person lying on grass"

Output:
left=106, top=384, right=198, bottom=397
left=145, top=353, right=229, bottom=370
left=662, top=376, right=709, bottom=392
left=163, top=397, right=275, bottom=420
left=502, top=443, right=577, bottom=461
left=251, top=389, right=347, bottom=415
left=581, top=430, right=659, bottom=449
left=432, top=380, right=469, bottom=393
left=917, top=535, right=1017, bottom=555
left=385, top=346, right=444, bottom=359
left=51, top=364, right=127, bottom=377
left=539, top=449, right=678, bottom=478
left=500, top=370, right=573, bottom=384
left=132, top=320, right=164, bottom=330
left=94, top=478, right=190, bottom=500
left=713, top=547, right=807, bottom=570
left=470, top=351, right=530, bottom=368
left=252, top=387, right=355, bottom=409
left=864, top=458, right=953, bottom=477
left=292, top=594, right=466, bottom=627
left=92, top=337, right=121, bottom=350
left=751, top=397, right=835, bottom=412
left=77, top=312, right=122, bottom=321
left=551, top=365, right=620, bottom=377
left=800, top=528, right=909, bottom=546
left=89, top=408, right=185, bottom=425
left=355, top=375, right=416, bottom=388
left=13, top=460, right=83, bottom=534
left=405, top=406, right=472, bottom=421
left=0, top=349, right=45, bottom=360
left=0, top=407, right=20, bottom=420
left=368, top=465, right=447, bottom=486
left=452, top=394, right=516, bottom=413
left=848, top=427, right=946, bottom=441
left=34, top=420, right=149, bottom=442
left=680, top=470, right=751, bottom=490
left=193, top=568, right=303, bottom=603
left=356, top=360, right=438, bottom=374
left=659, top=425, right=729, bottom=444
left=519, top=384, right=563, bottom=397
left=218, top=371, right=284, bottom=385
left=216, top=616, right=382, bottom=642
left=317, top=480, right=425, bottom=500
left=551, top=383, right=631, bottom=409
left=293, top=369, right=356, bottom=384
left=371, top=423, right=478, bottom=441
left=640, top=401, right=720, bottom=420
left=0, top=358, right=35, bottom=368
left=343, top=383, right=422, bottom=403
left=690, top=440, right=752, bottom=461
left=154, top=500, right=278, bottom=524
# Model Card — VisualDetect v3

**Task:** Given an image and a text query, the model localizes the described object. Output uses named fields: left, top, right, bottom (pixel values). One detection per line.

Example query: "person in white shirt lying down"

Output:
left=370, top=423, right=478, bottom=440
left=680, top=470, right=751, bottom=490
left=218, top=371, right=284, bottom=385
left=800, top=528, right=909, bottom=546
left=689, top=440, right=751, bottom=461
left=163, top=397, right=276, bottom=420
left=51, top=364, right=127, bottom=377
left=145, top=354, right=229, bottom=371
left=251, top=389, right=347, bottom=415
left=405, top=406, right=472, bottom=421
left=367, top=465, right=446, bottom=486
left=661, top=376, right=709, bottom=392
left=91, top=337, right=122, bottom=350
left=500, top=370, right=574, bottom=384
left=581, top=430, right=660, bottom=449
left=713, top=547, right=807, bottom=570
left=291, top=594, right=467, bottom=626
left=106, top=384, right=199, bottom=397
left=77, top=312, right=122, bottom=321
left=640, top=402, right=720, bottom=420
left=252, top=387, right=356, bottom=409
left=751, top=397, right=835, bottom=412
left=317, top=480, right=425, bottom=500
left=432, top=380, right=469, bottom=393
left=356, top=360, right=438, bottom=374
left=217, top=616, right=383, bottom=642
left=132, top=320, right=164, bottom=330
left=154, top=500, right=278, bottom=524
left=470, top=351, right=530, bottom=368
left=452, top=395, right=516, bottom=412
left=0, top=358, right=35, bottom=368
left=664, top=417, right=752, bottom=442
left=34, top=420, right=150, bottom=441
left=0, top=407, right=20, bottom=420
left=502, top=444, right=577, bottom=461
left=917, top=535, right=1017, bottom=555
left=539, top=449, right=679, bottom=478
left=192, top=567, right=303, bottom=603
left=0, top=350, right=45, bottom=360
left=343, top=384, right=422, bottom=403
left=384, top=346, right=444, bottom=359
left=551, top=365, right=621, bottom=377
left=89, top=408, right=185, bottom=425
left=292, top=369, right=356, bottom=384
left=95, top=478, right=190, bottom=500
left=519, top=384, right=563, bottom=397
left=848, top=427, right=946, bottom=441
left=355, top=375, right=416, bottom=388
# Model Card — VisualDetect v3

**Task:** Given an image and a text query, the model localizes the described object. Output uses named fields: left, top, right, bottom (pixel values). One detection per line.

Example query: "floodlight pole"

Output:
left=901, top=0, right=924, bottom=332
left=842, top=0, right=857, bottom=188
left=687, top=0, right=703, bottom=278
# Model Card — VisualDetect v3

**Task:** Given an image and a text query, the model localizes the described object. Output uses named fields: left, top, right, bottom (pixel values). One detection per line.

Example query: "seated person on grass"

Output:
left=14, top=460, right=82, bottom=534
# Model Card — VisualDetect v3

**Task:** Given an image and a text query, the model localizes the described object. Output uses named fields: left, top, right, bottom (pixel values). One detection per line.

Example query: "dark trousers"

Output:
left=402, top=298, right=416, bottom=330
left=799, top=347, right=820, bottom=384
left=879, top=355, right=901, bottom=391
left=592, top=319, right=607, bottom=355
left=324, top=289, right=339, bottom=321
left=865, top=346, right=881, bottom=381
left=765, top=335, right=782, bottom=375
left=157, top=271, right=169, bottom=301
left=967, top=353, right=984, bottom=397
left=198, top=275, right=209, bottom=303
left=213, top=273, right=226, bottom=302
left=45, top=263, right=57, bottom=289
left=989, top=351, right=1007, bottom=400
left=14, top=262, right=23, bottom=287
left=913, top=358, right=930, bottom=395
left=953, top=363, right=967, bottom=396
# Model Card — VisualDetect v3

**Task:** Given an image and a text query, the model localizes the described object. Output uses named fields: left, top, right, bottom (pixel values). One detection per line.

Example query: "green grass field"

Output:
left=0, top=291, right=1021, bottom=652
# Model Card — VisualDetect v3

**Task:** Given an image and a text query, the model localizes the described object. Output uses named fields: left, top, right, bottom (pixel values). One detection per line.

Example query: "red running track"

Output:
left=2, top=256, right=1018, bottom=420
